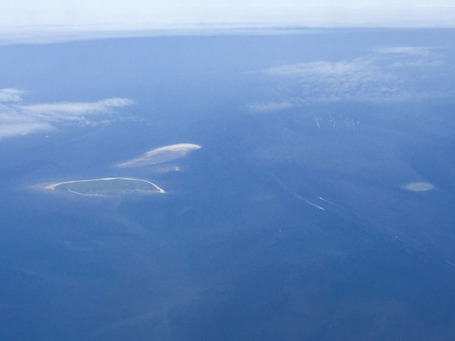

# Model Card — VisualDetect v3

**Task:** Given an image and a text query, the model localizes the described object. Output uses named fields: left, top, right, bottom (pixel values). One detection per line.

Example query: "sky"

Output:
left=1, top=0, right=455, bottom=38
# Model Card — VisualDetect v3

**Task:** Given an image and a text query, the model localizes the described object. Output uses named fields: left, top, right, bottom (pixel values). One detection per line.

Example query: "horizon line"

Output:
left=1, top=23, right=455, bottom=45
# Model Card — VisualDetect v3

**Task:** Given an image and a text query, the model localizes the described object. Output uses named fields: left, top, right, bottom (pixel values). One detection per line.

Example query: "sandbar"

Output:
left=403, top=182, right=435, bottom=192
left=116, top=143, right=201, bottom=168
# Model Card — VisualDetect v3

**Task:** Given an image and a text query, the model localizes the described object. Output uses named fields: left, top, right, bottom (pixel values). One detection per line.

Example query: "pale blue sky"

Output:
left=1, top=0, right=454, bottom=39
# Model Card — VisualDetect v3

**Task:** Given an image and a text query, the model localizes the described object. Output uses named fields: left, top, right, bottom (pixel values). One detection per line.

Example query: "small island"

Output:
left=403, top=182, right=435, bottom=192
left=43, top=177, right=165, bottom=196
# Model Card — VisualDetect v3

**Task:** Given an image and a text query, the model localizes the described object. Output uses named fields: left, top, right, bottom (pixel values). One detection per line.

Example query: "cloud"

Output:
left=0, top=90, right=133, bottom=138
left=260, top=58, right=394, bottom=102
left=248, top=101, right=293, bottom=113
left=372, top=46, right=433, bottom=56
left=0, top=88, right=26, bottom=102
left=264, top=60, right=370, bottom=78
left=20, top=98, right=133, bottom=117
left=249, top=45, right=448, bottom=109
left=0, top=3, right=455, bottom=46
left=0, top=122, right=54, bottom=139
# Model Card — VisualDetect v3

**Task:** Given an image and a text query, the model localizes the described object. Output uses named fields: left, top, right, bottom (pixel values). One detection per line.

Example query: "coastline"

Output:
left=42, top=177, right=166, bottom=195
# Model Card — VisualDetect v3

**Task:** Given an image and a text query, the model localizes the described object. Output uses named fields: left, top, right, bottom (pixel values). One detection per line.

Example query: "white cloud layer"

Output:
left=1, top=2, right=455, bottom=29
left=0, top=2, right=454, bottom=43
left=0, top=88, right=27, bottom=102
left=0, top=90, right=133, bottom=138
left=250, top=45, right=449, bottom=109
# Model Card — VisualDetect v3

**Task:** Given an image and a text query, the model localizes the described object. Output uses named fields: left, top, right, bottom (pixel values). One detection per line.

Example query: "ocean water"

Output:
left=1, top=29, right=455, bottom=340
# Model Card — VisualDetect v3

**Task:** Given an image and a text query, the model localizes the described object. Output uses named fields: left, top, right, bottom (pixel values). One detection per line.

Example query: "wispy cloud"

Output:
left=260, top=58, right=395, bottom=102
left=0, top=88, right=26, bottom=102
left=248, top=101, right=293, bottom=113
left=372, top=46, right=433, bottom=56
left=264, top=60, right=373, bottom=78
left=0, top=90, right=133, bottom=139
left=249, top=45, right=448, bottom=109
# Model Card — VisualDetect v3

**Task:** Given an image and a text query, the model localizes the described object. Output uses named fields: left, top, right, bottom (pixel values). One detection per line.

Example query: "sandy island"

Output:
left=42, top=177, right=165, bottom=196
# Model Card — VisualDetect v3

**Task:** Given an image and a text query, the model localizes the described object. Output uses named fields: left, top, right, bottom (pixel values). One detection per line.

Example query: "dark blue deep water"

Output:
left=1, top=29, right=455, bottom=340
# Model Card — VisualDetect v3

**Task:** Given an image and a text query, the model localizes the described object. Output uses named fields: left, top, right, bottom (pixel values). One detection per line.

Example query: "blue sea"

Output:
left=1, top=29, right=455, bottom=340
